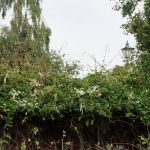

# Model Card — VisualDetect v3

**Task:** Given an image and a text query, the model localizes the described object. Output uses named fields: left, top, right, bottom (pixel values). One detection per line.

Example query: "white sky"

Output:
left=41, top=0, right=135, bottom=72
left=0, top=0, right=136, bottom=73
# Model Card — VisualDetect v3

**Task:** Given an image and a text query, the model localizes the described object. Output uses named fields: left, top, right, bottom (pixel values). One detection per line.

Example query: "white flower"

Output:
left=10, top=89, right=21, bottom=100
left=29, top=79, right=42, bottom=88
left=79, top=102, right=85, bottom=115
left=128, top=92, right=135, bottom=100
left=4, top=71, right=9, bottom=84
left=75, top=88, right=85, bottom=96
left=97, top=93, right=102, bottom=97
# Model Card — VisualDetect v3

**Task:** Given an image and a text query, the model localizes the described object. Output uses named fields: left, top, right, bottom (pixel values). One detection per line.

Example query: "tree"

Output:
left=113, top=0, right=150, bottom=126
left=0, top=0, right=51, bottom=69
left=113, top=0, right=149, bottom=50
left=0, top=0, right=41, bottom=22
left=113, top=0, right=150, bottom=75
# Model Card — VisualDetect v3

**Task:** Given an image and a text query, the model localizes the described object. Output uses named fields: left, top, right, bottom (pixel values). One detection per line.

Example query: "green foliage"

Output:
left=112, top=0, right=142, bottom=17
left=113, top=0, right=150, bottom=68
left=0, top=0, right=149, bottom=149
left=113, top=0, right=150, bottom=125
left=0, top=0, right=41, bottom=23
left=0, top=0, right=51, bottom=71
left=0, top=62, right=149, bottom=126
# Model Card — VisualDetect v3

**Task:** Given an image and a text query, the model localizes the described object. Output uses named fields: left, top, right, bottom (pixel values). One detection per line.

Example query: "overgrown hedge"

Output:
left=0, top=61, right=150, bottom=149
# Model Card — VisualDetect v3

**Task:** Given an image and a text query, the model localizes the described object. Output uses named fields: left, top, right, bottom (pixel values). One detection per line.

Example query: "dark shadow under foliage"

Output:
left=0, top=112, right=149, bottom=150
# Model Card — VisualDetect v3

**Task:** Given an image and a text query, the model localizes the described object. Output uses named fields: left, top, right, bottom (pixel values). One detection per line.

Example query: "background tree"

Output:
left=0, top=0, right=51, bottom=69
left=113, top=0, right=150, bottom=74
left=113, top=0, right=150, bottom=126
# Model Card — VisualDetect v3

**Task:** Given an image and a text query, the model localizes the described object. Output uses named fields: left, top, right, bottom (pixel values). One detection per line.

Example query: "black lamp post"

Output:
left=121, top=41, right=134, bottom=63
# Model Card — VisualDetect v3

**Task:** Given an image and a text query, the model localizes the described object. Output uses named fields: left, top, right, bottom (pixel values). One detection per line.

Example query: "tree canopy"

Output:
left=0, top=0, right=52, bottom=70
left=113, top=0, right=150, bottom=56
left=0, top=0, right=41, bottom=22
left=113, top=0, right=150, bottom=85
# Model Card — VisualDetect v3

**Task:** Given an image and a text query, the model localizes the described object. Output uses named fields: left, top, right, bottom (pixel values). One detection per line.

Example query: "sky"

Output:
left=0, top=0, right=136, bottom=73
left=41, top=0, right=135, bottom=72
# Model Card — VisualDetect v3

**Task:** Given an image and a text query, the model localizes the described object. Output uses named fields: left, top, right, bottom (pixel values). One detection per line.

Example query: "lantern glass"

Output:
left=122, top=48, right=132, bottom=58
left=121, top=41, right=134, bottom=62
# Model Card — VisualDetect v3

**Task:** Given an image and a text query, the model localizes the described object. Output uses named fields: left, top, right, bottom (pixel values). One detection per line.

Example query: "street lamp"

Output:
left=121, top=41, right=134, bottom=63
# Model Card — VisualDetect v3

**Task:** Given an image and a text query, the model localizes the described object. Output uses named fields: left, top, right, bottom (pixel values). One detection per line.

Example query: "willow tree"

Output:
left=0, top=0, right=80, bottom=76
left=0, top=0, right=51, bottom=69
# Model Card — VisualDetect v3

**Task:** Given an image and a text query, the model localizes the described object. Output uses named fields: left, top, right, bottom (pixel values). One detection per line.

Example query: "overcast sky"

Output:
left=41, top=0, right=135, bottom=72
left=0, top=0, right=136, bottom=73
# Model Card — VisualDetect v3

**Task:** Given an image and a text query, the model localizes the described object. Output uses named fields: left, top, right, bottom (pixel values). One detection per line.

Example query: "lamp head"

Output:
left=121, top=41, right=134, bottom=62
